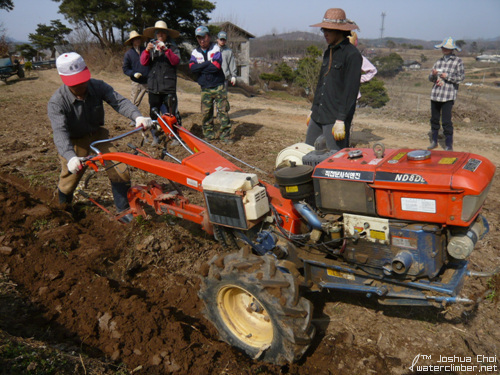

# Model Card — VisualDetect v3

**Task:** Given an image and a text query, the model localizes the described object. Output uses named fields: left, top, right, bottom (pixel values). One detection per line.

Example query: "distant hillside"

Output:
left=256, top=31, right=324, bottom=42
left=364, top=37, right=500, bottom=52
left=251, top=31, right=324, bottom=59
left=365, top=37, right=439, bottom=49
left=251, top=31, right=500, bottom=59
left=5, top=36, right=27, bottom=44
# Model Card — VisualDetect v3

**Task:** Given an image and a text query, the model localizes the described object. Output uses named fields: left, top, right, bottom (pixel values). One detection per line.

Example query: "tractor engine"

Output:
left=274, top=145, right=495, bottom=281
left=202, top=171, right=270, bottom=230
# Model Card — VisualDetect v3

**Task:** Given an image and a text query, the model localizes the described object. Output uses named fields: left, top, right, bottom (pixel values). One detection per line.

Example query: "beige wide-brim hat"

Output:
left=434, top=37, right=462, bottom=52
left=143, top=21, right=180, bottom=39
left=124, top=30, right=148, bottom=45
left=310, top=8, right=359, bottom=31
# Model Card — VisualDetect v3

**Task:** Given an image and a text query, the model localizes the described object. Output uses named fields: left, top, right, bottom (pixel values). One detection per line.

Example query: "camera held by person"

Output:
left=150, top=39, right=172, bottom=52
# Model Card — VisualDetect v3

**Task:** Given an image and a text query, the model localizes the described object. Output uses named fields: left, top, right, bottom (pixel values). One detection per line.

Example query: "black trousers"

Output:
left=430, top=100, right=454, bottom=137
left=148, top=92, right=181, bottom=123
left=305, top=104, right=356, bottom=150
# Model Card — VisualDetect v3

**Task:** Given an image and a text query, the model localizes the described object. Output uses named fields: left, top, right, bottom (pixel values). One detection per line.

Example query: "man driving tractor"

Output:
left=47, top=52, right=152, bottom=222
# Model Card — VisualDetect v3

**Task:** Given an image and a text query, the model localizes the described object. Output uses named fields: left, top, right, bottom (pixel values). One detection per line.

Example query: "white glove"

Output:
left=155, top=41, right=166, bottom=51
left=67, top=156, right=85, bottom=174
left=135, top=116, right=152, bottom=130
left=230, top=77, right=236, bottom=86
left=133, top=72, right=142, bottom=79
left=333, top=120, right=345, bottom=141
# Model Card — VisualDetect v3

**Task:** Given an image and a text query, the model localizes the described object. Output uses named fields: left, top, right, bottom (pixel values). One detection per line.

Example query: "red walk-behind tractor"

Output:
left=84, top=112, right=496, bottom=365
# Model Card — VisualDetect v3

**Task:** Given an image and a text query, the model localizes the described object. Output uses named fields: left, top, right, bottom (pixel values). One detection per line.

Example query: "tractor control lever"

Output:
left=152, top=108, right=193, bottom=155
left=127, top=143, right=139, bottom=155
left=127, top=143, right=154, bottom=158
left=90, top=126, right=145, bottom=154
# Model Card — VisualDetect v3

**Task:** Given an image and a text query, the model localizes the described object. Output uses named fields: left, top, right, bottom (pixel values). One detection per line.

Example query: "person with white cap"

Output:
left=305, top=8, right=362, bottom=150
left=122, top=30, right=150, bottom=107
left=217, top=31, right=237, bottom=89
left=428, top=37, right=465, bottom=151
left=189, top=25, right=233, bottom=144
left=140, top=21, right=181, bottom=126
left=47, top=52, right=152, bottom=222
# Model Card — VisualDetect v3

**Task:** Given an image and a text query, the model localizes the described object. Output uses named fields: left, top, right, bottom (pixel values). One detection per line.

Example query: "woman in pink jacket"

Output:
left=348, top=32, right=377, bottom=99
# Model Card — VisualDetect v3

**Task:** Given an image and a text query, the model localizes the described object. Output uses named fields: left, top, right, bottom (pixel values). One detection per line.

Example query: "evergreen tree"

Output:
left=29, top=20, right=72, bottom=58
left=372, top=53, right=404, bottom=78
left=358, top=77, right=389, bottom=108
left=16, top=44, right=38, bottom=61
left=53, top=0, right=215, bottom=48
left=274, top=62, right=295, bottom=84
left=259, top=72, right=282, bottom=86
left=0, top=0, right=14, bottom=11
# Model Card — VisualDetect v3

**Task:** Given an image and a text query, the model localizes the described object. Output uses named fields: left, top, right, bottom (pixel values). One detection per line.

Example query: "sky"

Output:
left=1, top=0, right=499, bottom=43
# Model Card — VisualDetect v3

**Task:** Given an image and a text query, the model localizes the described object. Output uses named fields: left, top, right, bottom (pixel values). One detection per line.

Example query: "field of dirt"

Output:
left=1, top=66, right=500, bottom=375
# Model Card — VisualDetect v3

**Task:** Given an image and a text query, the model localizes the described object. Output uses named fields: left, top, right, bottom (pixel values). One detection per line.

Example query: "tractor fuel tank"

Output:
left=313, top=148, right=495, bottom=227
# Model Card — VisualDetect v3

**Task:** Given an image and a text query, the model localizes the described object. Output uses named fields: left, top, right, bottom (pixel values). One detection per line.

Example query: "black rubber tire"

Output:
left=213, top=225, right=239, bottom=250
left=17, top=66, right=24, bottom=78
left=199, top=247, right=315, bottom=364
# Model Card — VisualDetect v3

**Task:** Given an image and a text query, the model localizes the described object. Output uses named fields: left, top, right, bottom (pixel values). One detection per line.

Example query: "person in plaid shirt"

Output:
left=428, top=37, right=465, bottom=151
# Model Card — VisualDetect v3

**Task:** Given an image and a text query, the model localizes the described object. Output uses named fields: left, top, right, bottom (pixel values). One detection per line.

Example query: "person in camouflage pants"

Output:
left=189, top=26, right=233, bottom=144
left=201, top=86, right=230, bottom=140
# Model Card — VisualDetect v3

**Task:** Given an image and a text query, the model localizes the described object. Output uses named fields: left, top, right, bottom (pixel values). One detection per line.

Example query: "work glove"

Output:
left=333, top=120, right=345, bottom=141
left=306, top=111, right=312, bottom=127
left=67, top=156, right=85, bottom=174
left=135, top=116, right=152, bottom=130
left=230, top=77, right=236, bottom=86
left=133, top=72, right=142, bottom=79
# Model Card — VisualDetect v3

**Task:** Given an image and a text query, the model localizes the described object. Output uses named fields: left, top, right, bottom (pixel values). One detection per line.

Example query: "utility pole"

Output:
left=380, top=12, right=386, bottom=41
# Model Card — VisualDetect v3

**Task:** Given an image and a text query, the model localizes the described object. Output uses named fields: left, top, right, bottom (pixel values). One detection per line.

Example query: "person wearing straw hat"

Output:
left=48, top=52, right=152, bottom=222
left=305, top=8, right=362, bottom=151
left=140, top=21, right=182, bottom=127
left=427, top=37, right=465, bottom=151
left=123, top=30, right=150, bottom=107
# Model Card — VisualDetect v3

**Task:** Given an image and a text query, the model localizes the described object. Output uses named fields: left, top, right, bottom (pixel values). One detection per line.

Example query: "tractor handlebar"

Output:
left=89, top=126, right=146, bottom=155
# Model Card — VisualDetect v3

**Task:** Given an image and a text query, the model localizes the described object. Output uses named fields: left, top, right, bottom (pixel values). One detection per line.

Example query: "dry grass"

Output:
left=370, top=59, right=500, bottom=134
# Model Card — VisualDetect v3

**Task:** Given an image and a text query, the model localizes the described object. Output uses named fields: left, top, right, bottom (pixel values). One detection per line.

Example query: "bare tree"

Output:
left=0, top=21, right=8, bottom=56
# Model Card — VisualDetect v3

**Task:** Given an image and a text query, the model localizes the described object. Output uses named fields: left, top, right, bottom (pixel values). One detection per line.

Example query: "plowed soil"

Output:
left=0, top=68, right=499, bottom=374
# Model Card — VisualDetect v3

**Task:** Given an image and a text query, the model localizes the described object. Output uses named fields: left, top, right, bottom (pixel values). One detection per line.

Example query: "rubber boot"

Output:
left=57, top=189, right=74, bottom=214
left=445, top=135, right=453, bottom=151
left=58, top=188, right=73, bottom=204
left=150, top=127, right=160, bottom=146
left=427, top=130, right=438, bottom=150
left=111, top=182, right=134, bottom=223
